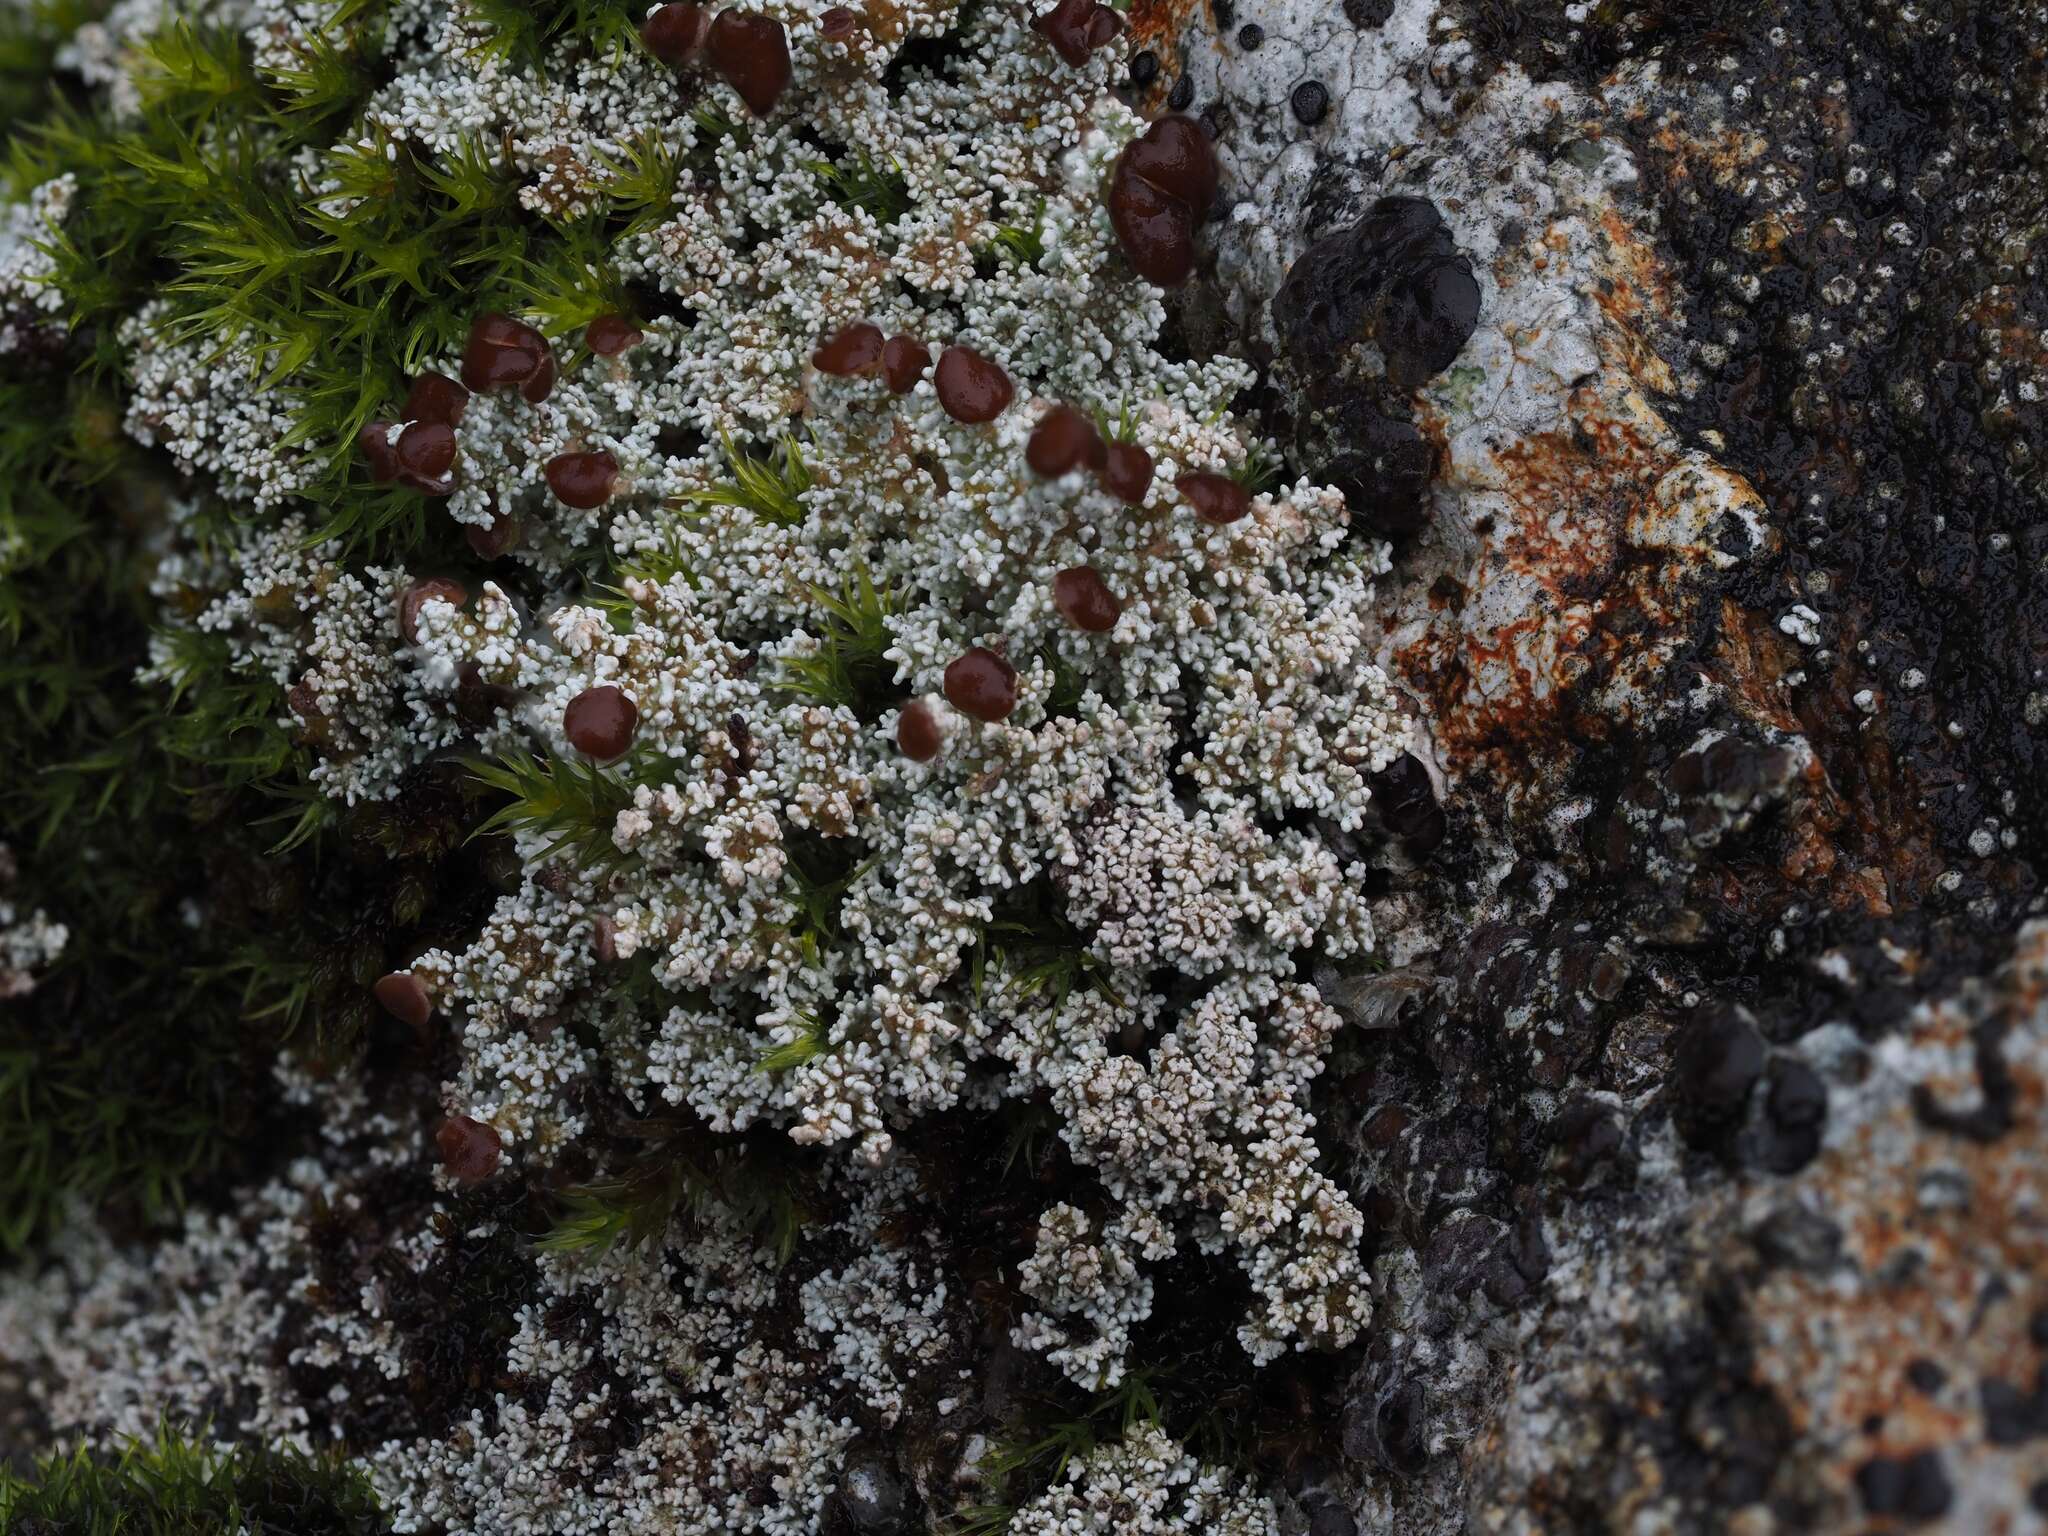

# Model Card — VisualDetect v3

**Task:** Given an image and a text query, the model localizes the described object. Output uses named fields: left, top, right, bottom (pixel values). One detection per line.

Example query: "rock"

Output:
left=837, top=1454, right=908, bottom=1533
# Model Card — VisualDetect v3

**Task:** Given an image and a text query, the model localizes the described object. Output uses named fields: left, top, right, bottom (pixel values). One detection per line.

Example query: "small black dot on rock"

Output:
left=1167, top=74, right=1193, bottom=110
left=1344, top=0, right=1394, bottom=23
left=1905, top=1358, right=1947, bottom=1395
left=1211, top=0, right=1234, bottom=26
left=1236, top=22, right=1263, bottom=48
left=1979, top=1376, right=2048, bottom=1445
left=1129, top=48, right=1158, bottom=85
left=1856, top=1451, right=1953, bottom=1523
left=1292, top=79, right=1329, bottom=124
left=1199, top=107, right=1222, bottom=140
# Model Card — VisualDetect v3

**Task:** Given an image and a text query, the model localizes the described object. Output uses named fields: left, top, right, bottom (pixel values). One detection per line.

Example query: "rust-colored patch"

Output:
left=1389, top=400, right=1688, bottom=790
left=1123, top=0, right=1205, bottom=107
left=1788, top=646, right=1949, bottom=910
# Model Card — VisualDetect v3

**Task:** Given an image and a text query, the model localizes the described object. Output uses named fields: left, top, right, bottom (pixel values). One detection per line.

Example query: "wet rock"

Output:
left=836, top=1453, right=908, bottom=1532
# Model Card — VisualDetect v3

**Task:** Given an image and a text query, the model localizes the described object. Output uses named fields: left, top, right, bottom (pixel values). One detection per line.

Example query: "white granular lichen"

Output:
left=7, top=0, right=1417, bottom=1512
left=0, top=844, right=68, bottom=1002
left=116, top=0, right=1404, bottom=1387
left=1007, top=1422, right=1280, bottom=1535
left=0, top=174, right=74, bottom=356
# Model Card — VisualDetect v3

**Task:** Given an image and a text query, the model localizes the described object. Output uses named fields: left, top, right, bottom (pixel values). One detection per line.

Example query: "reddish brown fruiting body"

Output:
left=1099, top=441, right=1155, bottom=504
left=943, top=647, right=1019, bottom=722
left=461, top=313, right=558, bottom=403
left=708, top=10, right=792, bottom=115
left=934, top=346, right=1014, bottom=423
left=1052, top=566, right=1122, bottom=632
left=397, top=577, right=468, bottom=644
left=1123, top=115, right=1219, bottom=208
left=819, top=5, right=857, bottom=39
left=437, top=1115, right=502, bottom=1183
left=373, top=972, right=433, bottom=1031
left=1032, top=0, right=1121, bottom=65
left=1026, top=405, right=1106, bottom=477
left=882, top=335, right=930, bottom=393
left=1109, top=116, right=1220, bottom=287
left=642, top=1, right=711, bottom=62
left=593, top=914, right=620, bottom=964
left=897, top=699, right=942, bottom=760
left=1176, top=470, right=1251, bottom=525
left=363, top=423, right=451, bottom=492
left=464, top=512, right=522, bottom=560
left=359, top=421, right=402, bottom=483
left=403, top=370, right=469, bottom=427
left=565, top=684, right=638, bottom=760
left=585, top=313, right=645, bottom=356
left=813, top=322, right=885, bottom=376
left=287, top=679, right=328, bottom=745
left=364, top=372, right=470, bottom=492
left=391, top=420, right=458, bottom=495
left=454, top=661, right=516, bottom=727
left=545, top=449, right=620, bottom=509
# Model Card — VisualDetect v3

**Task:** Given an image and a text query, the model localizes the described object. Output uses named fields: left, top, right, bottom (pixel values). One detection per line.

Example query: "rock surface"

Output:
left=1127, top=0, right=2048, bottom=1527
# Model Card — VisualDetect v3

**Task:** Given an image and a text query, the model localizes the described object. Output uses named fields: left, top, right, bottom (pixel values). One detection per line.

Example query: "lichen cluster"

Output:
left=0, top=0, right=1410, bottom=1522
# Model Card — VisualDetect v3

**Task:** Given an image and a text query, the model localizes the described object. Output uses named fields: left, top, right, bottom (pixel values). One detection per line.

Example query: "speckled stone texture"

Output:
left=1130, top=0, right=2048, bottom=1529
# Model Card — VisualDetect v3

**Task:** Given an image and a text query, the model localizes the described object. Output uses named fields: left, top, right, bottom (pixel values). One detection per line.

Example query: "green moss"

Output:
left=0, top=0, right=100, bottom=136
left=681, top=432, right=814, bottom=528
left=0, top=347, right=489, bottom=1250
left=3, top=0, right=683, bottom=553
left=0, top=0, right=552, bottom=1251
left=803, top=148, right=912, bottom=225
left=970, top=883, right=1119, bottom=1014
left=984, top=197, right=1047, bottom=269
left=0, top=1425, right=388, bottom=1534
left=771, top=564, right=900, bottom=716
left=464, top=749, right=643, bottom=872
left=462, top=0, right=642, bottom=69
left=943, top=1372, right=1164, bottom=1532
left=538, top=1113, right=816, bottom=1267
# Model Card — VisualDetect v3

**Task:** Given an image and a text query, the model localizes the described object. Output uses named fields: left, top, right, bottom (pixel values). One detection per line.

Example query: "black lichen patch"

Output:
left=1644, top=1279, right=1799, bottom=1514
left=1855, top=1448, right=1955, bottom=1524
left=1312, top=395, right=1439, bottom=539
left=1266, top=198, right=1479, bottom=545
left=1272, top=196, right=1480, bottom=393
left=1608, top=0, right=2048, bottom=883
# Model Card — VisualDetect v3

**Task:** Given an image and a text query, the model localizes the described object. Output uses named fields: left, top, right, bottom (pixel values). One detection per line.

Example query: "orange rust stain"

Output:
left=1125, top=0, right=1203, bottom=68
left=1392, top=415, right=1675, bottom=784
